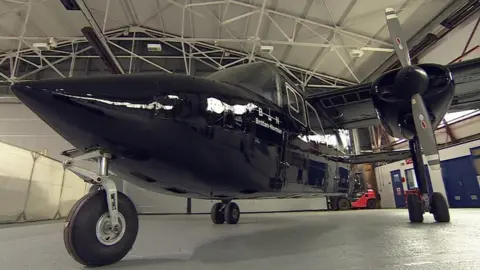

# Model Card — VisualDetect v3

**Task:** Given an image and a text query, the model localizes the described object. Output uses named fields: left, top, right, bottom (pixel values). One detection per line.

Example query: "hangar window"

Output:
left=405, top=168, right=418, bottom=190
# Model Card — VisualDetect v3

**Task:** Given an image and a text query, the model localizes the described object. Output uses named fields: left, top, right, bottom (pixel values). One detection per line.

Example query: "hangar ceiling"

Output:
left=0, top=0, right=474, bottom=94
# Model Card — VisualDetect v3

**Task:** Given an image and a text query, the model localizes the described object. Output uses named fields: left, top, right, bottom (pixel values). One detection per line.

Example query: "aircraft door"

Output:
left=277, top=81, right=309, bottom=191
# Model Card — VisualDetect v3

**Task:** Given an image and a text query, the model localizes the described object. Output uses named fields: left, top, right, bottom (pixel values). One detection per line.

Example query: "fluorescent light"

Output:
left=147, top=44, right=162, bottom=52
left=360, top=47, right=394, bottom=52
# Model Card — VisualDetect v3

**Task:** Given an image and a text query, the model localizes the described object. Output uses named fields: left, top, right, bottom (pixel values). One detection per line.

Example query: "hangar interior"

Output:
left=0, top=0, right=480, bottom=269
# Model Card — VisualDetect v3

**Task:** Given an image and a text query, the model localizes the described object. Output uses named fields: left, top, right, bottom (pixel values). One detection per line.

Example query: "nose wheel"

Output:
left=63, top=151, right=139, bottom=267
left=210, top=201, right=240, bottom=224
left=64, top=189, right=138, bottom=267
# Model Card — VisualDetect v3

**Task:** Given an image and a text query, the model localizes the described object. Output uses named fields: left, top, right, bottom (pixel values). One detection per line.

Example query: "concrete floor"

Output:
left=1, top=209, right=480, bottom=270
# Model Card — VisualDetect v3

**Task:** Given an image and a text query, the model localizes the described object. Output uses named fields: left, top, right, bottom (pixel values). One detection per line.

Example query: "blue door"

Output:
left=390, top=170, right=405, bottom=208
left=441, top=156, right=480, bottom=208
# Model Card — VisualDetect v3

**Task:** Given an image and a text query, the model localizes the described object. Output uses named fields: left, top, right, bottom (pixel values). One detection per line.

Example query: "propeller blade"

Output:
left=385, top=8, right=411, bottom=67
left=411, top=93, right=441, bottom=170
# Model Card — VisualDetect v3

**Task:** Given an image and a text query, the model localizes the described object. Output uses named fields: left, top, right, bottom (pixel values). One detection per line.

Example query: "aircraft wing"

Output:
left=321, top=149, right=412, bottom=164
left=306, top=57, right=480, bottom=133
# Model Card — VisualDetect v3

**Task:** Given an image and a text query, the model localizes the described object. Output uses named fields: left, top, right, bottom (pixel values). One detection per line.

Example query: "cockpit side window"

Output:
left=306, top=101, right=325, bottom=135
left=285, top=82, right=306, bottom=126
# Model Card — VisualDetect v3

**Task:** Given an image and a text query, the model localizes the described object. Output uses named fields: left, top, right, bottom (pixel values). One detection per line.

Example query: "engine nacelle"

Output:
left=371, top=64, right=455, bottom=140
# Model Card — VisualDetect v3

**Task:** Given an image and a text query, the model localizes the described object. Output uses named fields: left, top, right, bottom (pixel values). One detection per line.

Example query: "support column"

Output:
left=350, top=129, right=361, bottom=155
left=334, top=130, right=344, bottom=151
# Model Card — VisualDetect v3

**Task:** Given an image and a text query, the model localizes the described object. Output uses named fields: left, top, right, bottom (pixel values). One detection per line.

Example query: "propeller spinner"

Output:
left=385, top=7, right=441, bottom=170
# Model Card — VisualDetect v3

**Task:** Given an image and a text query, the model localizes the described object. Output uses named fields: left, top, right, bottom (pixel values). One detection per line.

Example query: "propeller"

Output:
left=385, top=7, right=441, bottom=170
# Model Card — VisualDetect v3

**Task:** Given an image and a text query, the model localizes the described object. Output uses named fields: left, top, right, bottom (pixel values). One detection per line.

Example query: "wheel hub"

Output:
left=96, top=212, right=126, bottom=246
left=232, top=208, right=239, bottom=219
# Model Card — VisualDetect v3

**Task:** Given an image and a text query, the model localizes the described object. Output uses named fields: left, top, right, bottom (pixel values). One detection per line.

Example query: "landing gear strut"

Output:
left=210, top=200, right=240, bottom=224
left=408, top=136, right=450, bottom=223
left=63, top=151, right=139, bottom=266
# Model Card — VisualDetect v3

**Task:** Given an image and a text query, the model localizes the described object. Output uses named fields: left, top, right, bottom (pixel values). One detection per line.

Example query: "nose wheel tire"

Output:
left=210, top=203, right=225, bottom=224
left=64, top=190, right=139, bottom=267
left=224, top=202, right=240, bottom=224
left=430, top=192, right=450, bottom=222
left=407, top=193, right=424, bottom=223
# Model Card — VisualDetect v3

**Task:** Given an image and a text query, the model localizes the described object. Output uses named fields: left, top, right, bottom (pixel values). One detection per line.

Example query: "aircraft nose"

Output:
left=10, top=80, right=100, bottom=151
left=10, top=81, right=33, bottom=96
left=10, top=81, right=58, bottom=118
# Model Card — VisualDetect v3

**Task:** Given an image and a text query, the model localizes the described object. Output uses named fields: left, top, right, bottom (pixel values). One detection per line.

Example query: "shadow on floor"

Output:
left=102, top=222, right=338, bottom=269
left=190, top=223, right=337, bottom=263
left=98, top=257, right=186, bottom=269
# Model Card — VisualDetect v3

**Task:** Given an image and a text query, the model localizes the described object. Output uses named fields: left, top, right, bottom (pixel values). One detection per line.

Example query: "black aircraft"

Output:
left=8, top=8, right=480, bottom=267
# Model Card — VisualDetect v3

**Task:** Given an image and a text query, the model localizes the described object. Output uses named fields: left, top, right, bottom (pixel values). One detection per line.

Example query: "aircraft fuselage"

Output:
left=12, top=71, right=350, bottom=200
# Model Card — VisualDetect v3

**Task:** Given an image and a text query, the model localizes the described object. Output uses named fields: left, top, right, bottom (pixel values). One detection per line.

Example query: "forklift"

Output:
left=327, top=171, right=379, bottom=211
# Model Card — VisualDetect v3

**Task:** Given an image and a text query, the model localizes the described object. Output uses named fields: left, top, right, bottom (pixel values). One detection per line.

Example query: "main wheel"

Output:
left=210, top=202, right=225, bottom=224
left=430, top=192, right=450, bottom=222
left=407, top=193, right=424, bottom=223
left=366, top=199, right=376, bottom=209
left=337, top=197, right=351, bottom=210
left=64, top=190, right=139, bottom=267
left=224, top=202, right=240, bottom=224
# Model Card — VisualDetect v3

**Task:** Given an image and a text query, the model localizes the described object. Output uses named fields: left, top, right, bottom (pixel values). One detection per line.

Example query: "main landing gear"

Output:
left=407, top=136, right=450, bottom=223
left=210, top=200, right=240, bottom=224
left=63, top=150, right=139, bottom=267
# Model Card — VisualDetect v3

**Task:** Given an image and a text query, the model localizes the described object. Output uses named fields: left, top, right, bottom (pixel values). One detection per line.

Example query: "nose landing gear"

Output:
left=63, top=150, right=139, bottom=267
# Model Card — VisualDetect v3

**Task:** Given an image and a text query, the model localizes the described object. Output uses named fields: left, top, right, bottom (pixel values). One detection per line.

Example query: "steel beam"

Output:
left=75, top=0, right=125, bottom=74
left=228, top=0, right=392, bottom=47
left=248, top=0, right=267, bottom=63
left=0, top=36, right=394, bottom=52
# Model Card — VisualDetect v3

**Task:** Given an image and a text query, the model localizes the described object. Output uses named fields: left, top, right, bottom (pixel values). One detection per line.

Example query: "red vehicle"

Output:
left=327, top=175, right=379, bottom=210
left=350, top=188, right=377, bottom=209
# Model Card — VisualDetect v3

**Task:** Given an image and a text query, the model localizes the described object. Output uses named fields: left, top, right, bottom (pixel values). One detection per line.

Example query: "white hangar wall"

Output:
left=418, top=14, right=479, bottom=65
left=0, top=103, right=72, bottom=162
left=0, top=141, right=92, bottom=223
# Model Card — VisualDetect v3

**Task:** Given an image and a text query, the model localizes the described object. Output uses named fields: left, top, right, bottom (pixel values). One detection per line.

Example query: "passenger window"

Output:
left=285, top=83, right=306, bottom=126
left=306, top=102, right=325, bottom=135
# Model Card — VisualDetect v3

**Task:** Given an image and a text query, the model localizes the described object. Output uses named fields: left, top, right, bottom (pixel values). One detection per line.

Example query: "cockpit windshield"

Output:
left=207, top=62, right=325, bottom=136
left=206, top=62, right=278, bottom=104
